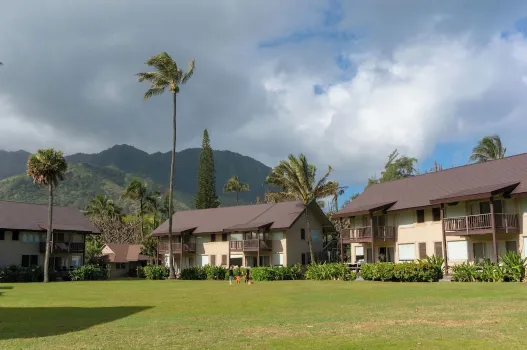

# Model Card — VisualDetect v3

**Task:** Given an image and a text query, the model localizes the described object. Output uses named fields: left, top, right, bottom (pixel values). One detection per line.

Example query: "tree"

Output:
left=85, top=194, right=122, bottom=218
left=85, top=236, right=104, bottom=264
left=137, top=52, right=195, bottom=279
left=424, top=160, right=443, bottom=173
left=342, top=192, right=360, bottom=208
left=331, top=186, right=348, bottom=212
left=195, top=129, right=219, bottom=209
left=122, top=180, right=148, bottom=237
left=141, top=234, right=159, bottom=265
left=265, top=154, right=339, bottom=263
left=144, top=190, right=161, bottom=229
left=26, top=148, right=68, bottom=282
left=367, top=149, right=418, bottom=188
left=469, top=135, right=506, bottom=163
left=159, top=192, right=176, bottom=222
left=223, top=176, right=250, bottom=204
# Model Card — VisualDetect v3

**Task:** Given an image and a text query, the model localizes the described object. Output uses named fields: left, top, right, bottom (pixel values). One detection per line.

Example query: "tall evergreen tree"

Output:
left=195, top=129, right=219, bottom=209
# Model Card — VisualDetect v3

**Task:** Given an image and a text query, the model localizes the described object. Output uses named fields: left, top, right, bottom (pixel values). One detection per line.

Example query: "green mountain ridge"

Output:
left=0, top=145, right=272, bottom=210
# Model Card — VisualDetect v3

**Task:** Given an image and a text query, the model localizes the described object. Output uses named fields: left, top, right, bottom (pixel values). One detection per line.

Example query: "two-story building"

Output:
left=152, top=200, right=333, bottom=271
left=0, top=200, right=99, bottom=269
left=333, top=154, right=527, bottom=270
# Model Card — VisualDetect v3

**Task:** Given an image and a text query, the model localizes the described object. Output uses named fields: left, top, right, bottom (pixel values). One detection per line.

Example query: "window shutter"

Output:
left=418, top=242, right=427, bottom=259
left=432, top=208, right=441, bottom=222
left=434, top=242, right=443, bottom=257
left=221, top=255, right=227, bottom=265
left=221, top=233, right=228, bottom=241
left=301, top=253, right=306, bottom=265
left=210, top=255, right=216, bottom=266
left=300, top=229, right=305, bottom=240
left=210, top=234, right=216, bottom=242
left=416, top=210, right=425, bottom=223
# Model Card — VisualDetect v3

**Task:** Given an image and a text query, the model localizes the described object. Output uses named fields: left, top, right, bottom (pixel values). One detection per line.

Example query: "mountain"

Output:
left=0, top=145, right=272, bottom=209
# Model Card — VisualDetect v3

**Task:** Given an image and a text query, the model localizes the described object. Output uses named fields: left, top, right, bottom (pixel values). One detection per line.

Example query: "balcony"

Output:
left=444, top=213, right=519, bottom=235
left=39, top=241, right=85, bottom=253
left=229, top=239, right=272, bottom=252
left=158, top=242, right=196, bottom=254
left=340, top=226, right=396, bottom=243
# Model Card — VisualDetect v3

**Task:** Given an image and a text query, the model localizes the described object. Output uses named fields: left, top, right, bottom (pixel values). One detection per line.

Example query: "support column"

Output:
left=440, top=204, right=448, bottom=272
left=340, top=218, right=344, bottom=263
left=370, top=213, right=375, bottom=263
left=490, top=197, right=498, bottom=263
left=257, top=238, right=260, bottom=267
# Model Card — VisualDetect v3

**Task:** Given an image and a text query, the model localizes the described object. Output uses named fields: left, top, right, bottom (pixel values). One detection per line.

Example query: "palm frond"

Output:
left=26, top=148, right=68, bottom=186
left=144, top=86, right=167, bottom=100
left=181, top=59, right=195, bottom=84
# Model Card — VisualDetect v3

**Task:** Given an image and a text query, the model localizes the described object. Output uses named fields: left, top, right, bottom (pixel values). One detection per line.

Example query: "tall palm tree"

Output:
left=85, top=194, right=122, bottom=218
left=122, top=180, right=148, bottom=236
left=469, top=135, right=506, bottom=163
left=266, top=154, right=339, bottom=263
left=144, top=190, right=162, bottom=229
left=223, top=176, right=250, bottom=204
left=332, top=185, right=348, bottom=212
left=137, top=52, right=195, bottom=279
left=26, top=148, right=68, bottom=282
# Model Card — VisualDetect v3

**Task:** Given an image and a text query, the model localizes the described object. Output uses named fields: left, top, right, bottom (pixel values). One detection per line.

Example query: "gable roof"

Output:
left=334, top=153, right=527, bottom=218
left=152, top=200, right=333, bottom=236
left=0, top=200, right=99, bottom=233
left=102, top=244, right=149, bottom=263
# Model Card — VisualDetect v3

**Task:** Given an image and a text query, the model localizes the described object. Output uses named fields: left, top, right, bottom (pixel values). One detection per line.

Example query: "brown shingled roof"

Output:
left=335, top=153, right=527, bottom=217
left=0, top=200, right=99, bottom=233
left=152, top=200, right=333, bottom=236
left=102, top=244, right=149, bottom=263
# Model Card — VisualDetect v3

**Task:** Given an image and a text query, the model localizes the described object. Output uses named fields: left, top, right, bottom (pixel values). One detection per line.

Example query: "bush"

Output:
left=69, top=264, right=108, bottom=281
left=452, top=252, right=526, bottom=283
left=250, top=265, right=304, bottom=281
left=204, top=265, right=228, bottom=280
left=180, top=266, right=207, bottom=280
left=361, top=258, right=443, bottom=282
left=0, top=265, right=57, bottom=283
left=143, top=265, right=169, bottom=280
left=305, top=263, right=354, bottom=281
left=501, top=251, right=527, bottom=282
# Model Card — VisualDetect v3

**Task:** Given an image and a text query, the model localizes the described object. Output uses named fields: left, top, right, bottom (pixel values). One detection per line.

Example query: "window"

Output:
left=271, top=232, right=283, bottom=240
left=56, top=232, right=65, bottom=242
left=301, top=253, right=306, bottom=265
left=355, top=246, right=365, bottom=263
left=432, top=208, right=441, bottom=222
left=259, top=256, right=270, bottom=266
left=311, top=229, right=320, bottom=242
left=210, top=234, right=216, bottom=242
left=447, top=241, right=468, bottom=260
left=22, top=232, right=40, bottom=243
left=71, top=255, right=82, bottom=268
left=12, top=231, right=19, bottom=241
left=272, top=253, right=283, bottom=266
left=210, top=255, right=216, bottom=266
left=434, top=242, right=443, bottom=258
left=21, top=255, right=38, bottom=267
left=378, top=247, right=394, bottom=262
left=0, top=230, right=4, bottom=240
left=473, top=242, right=488, bottom=263
left=221, top=233, right=228, bottom=241
left=221, top=254, right=228, bottom=265
left=196, top=236, right=210, bottom=244
left=416, top=210, right=425, bottom=223
left=230, top=233, right=243, bottom=241
left=300, top=229, right=305, bottom=240
left=115, top=263, right=126, bottom=269
left=505, top=241, right=517, bottom=253
left=398, top=243, right=415, bottom=261
left=306, top=252, right=311, bottom=264
left=418, top=242, right=427, bottom=260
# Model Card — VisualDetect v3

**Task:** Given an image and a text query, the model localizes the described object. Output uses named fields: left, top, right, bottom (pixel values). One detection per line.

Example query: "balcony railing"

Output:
left=444, top=213, right=519, bottom=234
left=340, top=226, right=396, bottom=243
left=373, top=226, right=396, bottom=240
left=229, top=239, right=272, bottom=251
left=158, top=242, right=196, bottom=253
left=39, top=241, right=85, bottom=253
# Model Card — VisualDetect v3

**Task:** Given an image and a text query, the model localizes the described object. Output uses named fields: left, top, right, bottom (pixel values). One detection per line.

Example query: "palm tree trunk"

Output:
left=305, top=205, right=315, bottom=264
left=236, top=191, right=239, bottom=205
left=140, top=198, right=144, bottom=237
left=43, top=182, right=54, bottom=283
left=168, top=92, right=177, bottom=279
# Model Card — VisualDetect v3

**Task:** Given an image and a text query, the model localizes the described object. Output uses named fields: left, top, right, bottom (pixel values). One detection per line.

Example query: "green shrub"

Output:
left=0, top=265, right=47, bottom=283
left=500, top=251, right=527, bottom=282
left=451, top=262, right=478, bottom=282
left=360, top=264, right=374, bottom=281
left=70, top=264, right=107, bottom=281
left=372, top=262, right=394, bottom=281
left=204, top=265, right=228, bottom=280
left=180, top=266, right=207, bottom=280
left=245, top=265, right=303, bottom=281
left=305, top=263, right=354, bottom=281
left=143, top=265, right=169, bottom=280
left=137, top=266, right=145, bottom=279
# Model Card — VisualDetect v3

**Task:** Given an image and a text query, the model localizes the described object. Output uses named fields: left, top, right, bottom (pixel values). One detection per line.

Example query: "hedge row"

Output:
left=360, top=257, right=444, bottom=282
left=452, top=252, right=527, bottom=282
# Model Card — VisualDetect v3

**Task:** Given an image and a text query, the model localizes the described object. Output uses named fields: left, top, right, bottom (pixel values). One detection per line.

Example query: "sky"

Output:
left=2, top=1, right=527, bottom=199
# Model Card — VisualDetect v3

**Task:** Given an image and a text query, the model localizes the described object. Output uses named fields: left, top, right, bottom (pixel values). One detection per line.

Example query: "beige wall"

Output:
left=0, top=230, right=85, bottom=268
left=285, top=208, right=324, bottom=266
left=108, top=262, right=129, bottom=278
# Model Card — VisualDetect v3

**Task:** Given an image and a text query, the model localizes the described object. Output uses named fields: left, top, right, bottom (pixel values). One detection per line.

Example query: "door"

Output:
left=199, top=255, right=209, bottom=267
left=378, top=247, right=394, bottom=262
left=493, top=200, right=503, bottom=227
left=473, top=242, right=486, bottom=263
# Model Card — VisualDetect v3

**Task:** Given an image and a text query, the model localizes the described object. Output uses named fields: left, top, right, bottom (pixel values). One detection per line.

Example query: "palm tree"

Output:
left=144, top=190, right=162, bottom=229
left=85, top=194, right=122, bottom=218
left=266, top=154, right=339, bottom=263
left=122, top=180, right=148, bottom=236
left=332, top=185, right=348, bottom=212
left=223, top=176, right=250, bottom=204
left=469, top=135, right=506, bottom=163
left=137, top=52, right=195, bottom=279
left=26, top=148, right=68, bottom=282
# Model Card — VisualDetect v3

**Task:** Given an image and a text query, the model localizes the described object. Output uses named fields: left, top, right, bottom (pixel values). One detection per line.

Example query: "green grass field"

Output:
left=1, top=280, right=527, bottom=349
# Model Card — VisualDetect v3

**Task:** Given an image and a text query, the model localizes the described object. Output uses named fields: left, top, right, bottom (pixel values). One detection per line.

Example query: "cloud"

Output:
left=1, top=1, right=527, bottom=186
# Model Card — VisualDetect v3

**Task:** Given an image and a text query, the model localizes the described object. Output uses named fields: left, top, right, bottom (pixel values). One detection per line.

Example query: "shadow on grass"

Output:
left=0, top=286, right=13, bottom=297
left=0, top=306, right=151, bottom=340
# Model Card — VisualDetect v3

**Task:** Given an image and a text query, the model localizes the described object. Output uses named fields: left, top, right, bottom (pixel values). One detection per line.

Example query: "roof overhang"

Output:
left=224, top=221, right=274, bottom=233
left=151, top=226, right=197, bottom=237
left=429, top=182, right=520, bottom=205
left=331, top=201, right=397, bottom=219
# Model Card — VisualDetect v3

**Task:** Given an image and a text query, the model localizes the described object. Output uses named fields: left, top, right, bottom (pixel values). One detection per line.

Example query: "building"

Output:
left=332, top=154, right=527, bottom=269
left=0, top=200, right=99, bottom=269
left=101, top=244, right=149, bottom=278
left=152, top=200, right=334, bottom=271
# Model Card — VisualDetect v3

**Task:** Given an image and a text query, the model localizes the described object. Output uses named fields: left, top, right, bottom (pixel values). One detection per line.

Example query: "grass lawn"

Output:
left=1, top=280, right=527, bottom=349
